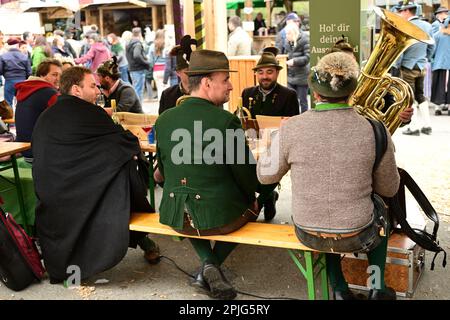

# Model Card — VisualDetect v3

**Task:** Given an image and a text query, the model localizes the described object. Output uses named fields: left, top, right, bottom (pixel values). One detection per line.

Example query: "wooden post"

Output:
left=183, top=0, right=195, bottom=40
left=85, top=9, right=92, bottom=26
left=441, top=0, right=450, bottom=8
left=151, top=6, right=158, bottom=30
left=203, top=0, right=227, bottom=51
left=99, top=7, right=104, bottom=36
left=266, top=0, right=271, bottom=27
left=244, top=0, right=254, bottom=38
left=166, top=0, right=174, bottom=25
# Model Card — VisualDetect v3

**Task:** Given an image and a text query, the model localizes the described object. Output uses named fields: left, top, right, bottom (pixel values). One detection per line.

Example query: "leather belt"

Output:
left=303, top=229, right=361, bottom=239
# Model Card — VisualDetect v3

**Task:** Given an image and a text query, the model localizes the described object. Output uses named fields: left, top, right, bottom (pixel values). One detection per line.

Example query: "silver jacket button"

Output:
left=169, top=192, right=174, bottom=198
left=195, top=194, right=201, bottom=200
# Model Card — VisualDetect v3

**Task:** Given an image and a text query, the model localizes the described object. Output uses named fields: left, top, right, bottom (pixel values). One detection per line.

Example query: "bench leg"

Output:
left=304, top=251, right=316, bottom=300
left=288, top=250, right=329, bottom=300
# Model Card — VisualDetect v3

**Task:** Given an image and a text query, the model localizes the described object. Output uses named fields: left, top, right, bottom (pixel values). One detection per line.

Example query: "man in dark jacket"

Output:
left=241, top=47, right=299, bottom=118
left=97, top=58, right=143, bottom=113
left=159, top=45, right=190, bottom=114
left=0, top=38, right=32, bottom=106
left=126, top=27, right=151, bottom=101
left=14, top=59, right=62, bottom=162
left=32, top=66, right=159, bottom=284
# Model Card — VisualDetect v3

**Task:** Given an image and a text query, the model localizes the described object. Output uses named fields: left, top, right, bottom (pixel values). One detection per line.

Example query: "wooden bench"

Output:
left=130, top=212, right=329, bottom=300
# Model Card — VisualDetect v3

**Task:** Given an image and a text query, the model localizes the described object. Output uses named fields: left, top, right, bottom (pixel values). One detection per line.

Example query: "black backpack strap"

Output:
left=391, top=168, right=447, bottom=270
left=367, top=118, right=447, bottom=269
left=366, top=118, right=388, bottom=171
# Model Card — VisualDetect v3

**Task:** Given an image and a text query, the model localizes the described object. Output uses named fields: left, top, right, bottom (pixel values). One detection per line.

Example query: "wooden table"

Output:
left=0, top=142, right=31, bottom=234
left=2, top=118, right=15, bottom=125
left=139, top=141, right=156, bottom=153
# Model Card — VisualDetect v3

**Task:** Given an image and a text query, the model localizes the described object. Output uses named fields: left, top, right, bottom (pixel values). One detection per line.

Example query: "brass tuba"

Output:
left=348, top=7, right=434, bottom=134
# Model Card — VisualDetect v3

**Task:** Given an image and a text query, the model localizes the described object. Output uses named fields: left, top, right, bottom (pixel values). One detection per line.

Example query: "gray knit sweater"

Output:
left=257, top=108, right=400, bottom=233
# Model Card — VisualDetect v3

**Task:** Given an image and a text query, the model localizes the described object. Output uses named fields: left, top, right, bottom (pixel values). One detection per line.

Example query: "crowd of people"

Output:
left=0, top=3, right=448, bottom=300
left=0, top=25, right=174, bottom=109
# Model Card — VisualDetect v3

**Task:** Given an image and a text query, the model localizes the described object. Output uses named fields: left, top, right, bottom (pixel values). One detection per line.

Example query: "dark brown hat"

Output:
left=262, top=46, right=279, bottom=56
left=328, top=36, right=354, bottom=54
left=185, top=50, right=237, bottom=76
left=435, top=6, right=448, bottom=15
left=253, top=51, right=283, bottom=71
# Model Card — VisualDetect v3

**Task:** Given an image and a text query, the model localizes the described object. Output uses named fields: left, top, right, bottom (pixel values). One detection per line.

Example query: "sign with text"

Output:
left=310, top=0, right=362, bottom=66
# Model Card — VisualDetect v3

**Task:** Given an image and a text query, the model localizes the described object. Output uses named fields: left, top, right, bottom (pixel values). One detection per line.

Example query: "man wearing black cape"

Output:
left=32, top=66, right=160, bottom=283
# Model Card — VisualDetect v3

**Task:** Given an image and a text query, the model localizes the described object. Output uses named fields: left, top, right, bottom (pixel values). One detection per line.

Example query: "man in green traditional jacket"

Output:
left=154, top=49, right=273, bottom=300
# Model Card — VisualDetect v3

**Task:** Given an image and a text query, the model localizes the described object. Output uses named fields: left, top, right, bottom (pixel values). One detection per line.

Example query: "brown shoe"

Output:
left=143, top=244, right=161, bottom=264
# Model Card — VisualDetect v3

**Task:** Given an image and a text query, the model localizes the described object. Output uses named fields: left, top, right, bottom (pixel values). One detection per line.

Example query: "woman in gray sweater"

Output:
left=257, top=52, right=400, bottom=300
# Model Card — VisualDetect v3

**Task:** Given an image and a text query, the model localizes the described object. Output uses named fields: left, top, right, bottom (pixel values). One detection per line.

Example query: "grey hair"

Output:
left=228, top=16, right=242, bottom=28
left=315, top=52, right=359, bottom=92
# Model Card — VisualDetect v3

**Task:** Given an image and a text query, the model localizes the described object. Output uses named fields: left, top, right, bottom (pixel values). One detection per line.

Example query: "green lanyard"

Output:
left=314, top=103, right=352, bottom=111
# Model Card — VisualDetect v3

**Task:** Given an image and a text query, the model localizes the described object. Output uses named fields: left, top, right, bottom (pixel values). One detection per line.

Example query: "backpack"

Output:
left=367, top=118, right=447, bottom=270
left=0, top=129, right=16, bottom=162
left=0, top=203, right=45, bottom=291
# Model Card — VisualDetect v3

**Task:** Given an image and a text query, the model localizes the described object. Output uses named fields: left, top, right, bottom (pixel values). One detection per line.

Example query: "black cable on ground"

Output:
left=160, top=255, right=300, bottom=300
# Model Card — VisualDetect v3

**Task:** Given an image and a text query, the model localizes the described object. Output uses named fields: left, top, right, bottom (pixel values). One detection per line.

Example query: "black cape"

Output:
left=32, top=95, right=151, bottom=281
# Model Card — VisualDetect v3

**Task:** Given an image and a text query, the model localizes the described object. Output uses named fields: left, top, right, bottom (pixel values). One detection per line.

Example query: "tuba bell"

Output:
left=348, top=7, right=434, bottom=134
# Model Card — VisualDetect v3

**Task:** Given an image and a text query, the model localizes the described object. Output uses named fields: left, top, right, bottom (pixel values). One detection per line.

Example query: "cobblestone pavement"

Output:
left=0, top=104, right=448, bottom=301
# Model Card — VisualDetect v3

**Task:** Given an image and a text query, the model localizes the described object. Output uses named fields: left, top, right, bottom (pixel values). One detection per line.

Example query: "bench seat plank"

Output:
left=130, top=213, right=314, bottom=251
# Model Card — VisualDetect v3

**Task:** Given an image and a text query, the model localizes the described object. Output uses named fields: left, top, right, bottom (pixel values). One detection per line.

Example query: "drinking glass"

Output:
left=96, top=95, right=106, bottom=108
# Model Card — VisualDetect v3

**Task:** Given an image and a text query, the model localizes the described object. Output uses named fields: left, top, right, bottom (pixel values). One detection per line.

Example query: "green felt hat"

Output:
left=253, top=52, right=283, bottom=71
left=308, top=52, right=359, bottom=98
left=185, top=50, right=237, bottom=76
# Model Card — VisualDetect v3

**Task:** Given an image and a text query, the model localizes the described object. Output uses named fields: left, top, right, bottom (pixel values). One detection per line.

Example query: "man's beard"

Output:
left=100, top=82, right=110, bottom=91
left=259, top=79, right=276, bottom=91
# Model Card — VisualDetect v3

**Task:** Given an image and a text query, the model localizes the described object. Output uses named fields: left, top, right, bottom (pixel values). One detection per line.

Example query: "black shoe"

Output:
left=435, top=110, right=442, bottom=115
left=368, top=286, right=397, bottom=300
left=190, top=268, right=210, bottom=294
left=143, top=244, right=161, bottom=264
left=402, top=128, right=420, bottom=136
left=263, top=191, right=279, bottom=221
left=202, top=263, right=237, bottom=300
left=420, top=127, right=432, bottom=135
left=333, top=289, right=364, bottom=300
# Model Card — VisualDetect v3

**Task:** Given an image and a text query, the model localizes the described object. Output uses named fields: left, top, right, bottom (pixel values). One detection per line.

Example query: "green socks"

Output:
left=189, top=238, right=237, bottom=266
left=326, top=253, right=349, bottom=292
